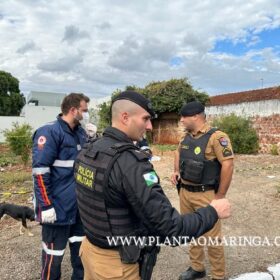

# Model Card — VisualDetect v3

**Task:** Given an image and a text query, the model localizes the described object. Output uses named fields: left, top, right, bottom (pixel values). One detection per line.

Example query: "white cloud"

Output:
left=17, top=41, right=38, bottom=54
left=0, top=0, right=279, bottom=98
left=62, top=25, right=90, bottom=44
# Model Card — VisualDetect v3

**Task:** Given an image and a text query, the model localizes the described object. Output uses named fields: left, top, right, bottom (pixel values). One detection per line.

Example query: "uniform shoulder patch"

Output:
left=218, top=137, right=228, bottom=147
left=143, top=171, right=158, bottom=187
left=223, top=147, right=233, bottom=157
left=38, top=136, right=47, bottom=150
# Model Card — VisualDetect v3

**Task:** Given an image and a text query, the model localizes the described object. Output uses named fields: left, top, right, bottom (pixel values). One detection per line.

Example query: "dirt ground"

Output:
left=1, top=152, right=280, bottom=280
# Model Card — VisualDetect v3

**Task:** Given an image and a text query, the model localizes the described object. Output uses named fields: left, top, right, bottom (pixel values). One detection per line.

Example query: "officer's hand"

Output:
left=210, top=198, right=231, bottom=219
left=171, top=172, right=180, bottom=185
left=41, top=207, right=57, bottom=223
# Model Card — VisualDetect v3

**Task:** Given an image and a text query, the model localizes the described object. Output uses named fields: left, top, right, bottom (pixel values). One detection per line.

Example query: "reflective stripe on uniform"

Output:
left=32, top=167, right=50, bottom=175
left=52, top=160, right=74, bottom=167
left=68, top=236, right=85, bottom=243
left=42, top=242, right=65, bottom=256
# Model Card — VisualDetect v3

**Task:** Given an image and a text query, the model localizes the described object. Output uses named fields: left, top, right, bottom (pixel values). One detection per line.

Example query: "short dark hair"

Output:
left=61, top=93, right=90, bottom=115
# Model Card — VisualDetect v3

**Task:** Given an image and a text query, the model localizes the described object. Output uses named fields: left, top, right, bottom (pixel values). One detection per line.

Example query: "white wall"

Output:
left=0, top=105, right=61, bottom=142
left=206, top=99, right=280, bottom=117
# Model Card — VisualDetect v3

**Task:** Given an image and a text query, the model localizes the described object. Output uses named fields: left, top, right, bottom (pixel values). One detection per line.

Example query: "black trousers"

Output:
left=41, top=217, right=84, bottom=280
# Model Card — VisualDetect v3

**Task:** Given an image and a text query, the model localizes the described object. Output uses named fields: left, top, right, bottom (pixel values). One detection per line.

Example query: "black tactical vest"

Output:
left=75, top=140, right=141, bottom=249
left=179, top=128, right=221, bottom=186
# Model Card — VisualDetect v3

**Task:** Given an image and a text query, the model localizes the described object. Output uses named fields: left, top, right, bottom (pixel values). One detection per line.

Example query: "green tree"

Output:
left=144, top=78, right=209, bottom=114
left=212, top=114, right=259, bottom=154
left=4, top=122, right=33, bottom=166
left=0, top=70, right=25, bottom=116
left=98, top=78, right=208, bottom=129
left=98, top=101, right=111, bottom=129
left=98, top=89, right=122, bottom=129
left=88, top=108, right=100, bottom=127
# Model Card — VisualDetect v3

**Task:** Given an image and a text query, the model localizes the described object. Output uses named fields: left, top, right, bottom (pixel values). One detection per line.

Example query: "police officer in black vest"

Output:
left=171, top=101, right=234, bottom=280
left=75, top=91, right=231, bottom=280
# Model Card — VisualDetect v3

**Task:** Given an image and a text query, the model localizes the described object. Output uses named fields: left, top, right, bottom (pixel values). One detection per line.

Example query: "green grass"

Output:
left=0, top=171, right=32, bottom=185
left=152, top=144, right=177, bottom=152
left=0, top=144, right=32, bottom=202
left=0, top=170, right=33, bottom=202
left=0, top=144, right=18, bottom=167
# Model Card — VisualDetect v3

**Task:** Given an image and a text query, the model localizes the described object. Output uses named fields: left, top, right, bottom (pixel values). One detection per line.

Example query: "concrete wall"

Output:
left=206, top=99, right=280, bottom=117
left=206, top=99, right=280, bottom=153
left=152, top=99, right=280, bottom=153
left=0, top=105, right=61, bottom=142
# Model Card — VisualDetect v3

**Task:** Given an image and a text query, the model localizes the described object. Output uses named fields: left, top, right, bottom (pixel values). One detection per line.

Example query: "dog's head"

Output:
left=25, top=207, right=35, bottom=221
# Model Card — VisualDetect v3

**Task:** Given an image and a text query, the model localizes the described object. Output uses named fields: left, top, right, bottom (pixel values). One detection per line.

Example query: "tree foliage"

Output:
left=88, top=108, right=100, bottom=126
left=0, top=70, right=25, bottom=116
left=144, top=78, right=209, bottom=113
left=3, top=122, right=33, bottom=165
left=212, top=114, right=259, bottom=154
left=98, top=89, right=122, bottom=129
left=98, top=78, right=209, bottom=129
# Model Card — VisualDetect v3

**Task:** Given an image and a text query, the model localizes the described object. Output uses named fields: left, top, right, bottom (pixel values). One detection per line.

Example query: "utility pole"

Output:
left=260, top=78, right=263, bottom=89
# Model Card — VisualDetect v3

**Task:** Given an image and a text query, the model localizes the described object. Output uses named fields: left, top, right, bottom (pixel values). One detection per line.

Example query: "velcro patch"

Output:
left=143, top=171, right=158, bottom=187
left=223, top=147, right=233, bottom=157
left=219, top=137, right=228, bottom=147
left=75, top=163, right=95, bottom=189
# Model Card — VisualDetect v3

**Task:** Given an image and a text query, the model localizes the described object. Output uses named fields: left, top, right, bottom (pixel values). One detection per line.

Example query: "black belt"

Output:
left=87, top=235, right=119, bottom=250
left=181, top=183, right=215, bottom=192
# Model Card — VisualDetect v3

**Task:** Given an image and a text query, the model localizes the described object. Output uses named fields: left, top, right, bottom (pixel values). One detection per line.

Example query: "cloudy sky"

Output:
left=0, top=0, right=280, bottom=100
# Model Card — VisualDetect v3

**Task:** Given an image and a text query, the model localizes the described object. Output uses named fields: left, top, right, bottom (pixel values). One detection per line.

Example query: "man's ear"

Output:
left=69, top=107, right=77, bottom=115
left=120, top=112, right=129, bottom=125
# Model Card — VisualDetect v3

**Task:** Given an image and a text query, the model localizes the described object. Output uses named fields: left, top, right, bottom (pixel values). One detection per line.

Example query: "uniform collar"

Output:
left=103, top=127, right=134, bottom=143
left=188, top=122, right=210, bottom=137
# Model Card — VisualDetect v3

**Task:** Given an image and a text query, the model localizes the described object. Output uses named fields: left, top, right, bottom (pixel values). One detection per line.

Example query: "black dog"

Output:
left=0, top=203, right=35, bottom=236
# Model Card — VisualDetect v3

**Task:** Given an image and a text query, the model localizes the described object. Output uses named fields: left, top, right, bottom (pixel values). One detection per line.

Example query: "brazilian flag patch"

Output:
left=143, top=171, right=158, bottom=187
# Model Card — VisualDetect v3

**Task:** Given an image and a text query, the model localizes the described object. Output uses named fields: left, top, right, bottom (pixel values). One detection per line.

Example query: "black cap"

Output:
left=180, top=101, right=205, bottom=116
left=112, top=90, right=156, bottom=118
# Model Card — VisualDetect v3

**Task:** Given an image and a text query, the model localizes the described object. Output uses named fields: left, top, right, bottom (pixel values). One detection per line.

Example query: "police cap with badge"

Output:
left=112, top=90, right=156, bottom=118
left=180, top=101, right=205, bottom=116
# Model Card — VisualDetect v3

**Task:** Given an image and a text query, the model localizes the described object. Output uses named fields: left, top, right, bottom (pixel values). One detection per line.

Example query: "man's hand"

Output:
left=210, top=198, right=231, bottom=219
left=171, top=171, right=180, bottom=185
left=41, top=207, right=57, bottom=223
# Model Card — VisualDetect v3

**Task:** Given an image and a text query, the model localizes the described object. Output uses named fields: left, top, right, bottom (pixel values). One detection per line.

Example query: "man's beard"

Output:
left=73, top=118, right=80, bottom=126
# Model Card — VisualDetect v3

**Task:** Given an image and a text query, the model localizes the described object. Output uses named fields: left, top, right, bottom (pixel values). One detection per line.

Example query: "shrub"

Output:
left=212, top=114, right=259, bottom=154
left=3, top=122, right=33, bottom=165
left=0, top=156, right=16, bottom=167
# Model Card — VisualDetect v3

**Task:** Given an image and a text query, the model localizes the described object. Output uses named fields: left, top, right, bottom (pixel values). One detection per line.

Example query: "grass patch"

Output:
left=0, top=144, right=32, bottom=202
left=0, top=155, right=17, bottom=167
left=0, top=144, right=19, bottom=167
left=152, top=144, right=177, bottom=153
left=0, top=170, right=32, bottom=203
left=0, top=171, right=32, bottom=186
left=152, top=144, right=177, bottom=151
